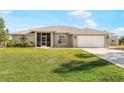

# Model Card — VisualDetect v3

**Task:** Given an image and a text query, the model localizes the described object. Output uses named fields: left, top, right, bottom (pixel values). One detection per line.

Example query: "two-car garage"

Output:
left=77, top=35, right=105, bottom=48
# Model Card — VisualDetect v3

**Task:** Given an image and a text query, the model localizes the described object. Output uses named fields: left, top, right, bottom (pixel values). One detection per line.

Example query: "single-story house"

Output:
left=11, top=26, right=117, bottom=48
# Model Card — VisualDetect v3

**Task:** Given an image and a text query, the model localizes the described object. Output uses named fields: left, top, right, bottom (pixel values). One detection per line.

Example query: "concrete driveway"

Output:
left=82, top=48, right=124, bottom=68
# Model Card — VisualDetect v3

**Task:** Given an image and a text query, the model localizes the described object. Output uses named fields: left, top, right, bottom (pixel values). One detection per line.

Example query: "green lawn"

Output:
left=0, top=48, right=124, bottom=82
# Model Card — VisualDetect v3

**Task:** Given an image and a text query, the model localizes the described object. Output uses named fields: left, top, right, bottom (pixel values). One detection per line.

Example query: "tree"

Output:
left=0, top=17, right=9, bottom=48
left=118, top=36, right=124, bottom=45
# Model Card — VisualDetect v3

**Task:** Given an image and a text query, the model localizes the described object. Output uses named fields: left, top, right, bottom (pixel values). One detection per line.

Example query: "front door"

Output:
left=41, top=36, right=47, bottom=46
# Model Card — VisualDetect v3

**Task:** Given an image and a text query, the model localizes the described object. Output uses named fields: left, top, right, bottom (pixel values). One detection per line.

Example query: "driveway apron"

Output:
left=82, top=48, right=124, bottom=69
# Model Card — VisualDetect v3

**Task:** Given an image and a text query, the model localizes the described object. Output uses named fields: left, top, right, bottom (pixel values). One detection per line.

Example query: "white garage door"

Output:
left=77, top=36, right=105, bottom=47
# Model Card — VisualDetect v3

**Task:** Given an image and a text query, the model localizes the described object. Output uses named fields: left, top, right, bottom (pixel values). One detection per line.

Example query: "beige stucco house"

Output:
left=11, top=26, right=115, bottom=48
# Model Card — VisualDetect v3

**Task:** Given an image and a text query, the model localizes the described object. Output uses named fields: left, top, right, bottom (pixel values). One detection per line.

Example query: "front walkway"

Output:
left=82, top=48, right=124, bottom=68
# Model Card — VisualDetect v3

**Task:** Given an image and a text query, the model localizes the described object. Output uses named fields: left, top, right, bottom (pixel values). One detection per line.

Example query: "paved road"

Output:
left=82, top=48, right=124, bottom=68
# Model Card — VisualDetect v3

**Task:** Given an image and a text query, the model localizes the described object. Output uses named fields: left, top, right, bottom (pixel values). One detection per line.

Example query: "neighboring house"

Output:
left=109, top=33, right=118, bottom=46
left=11, top=26, right=115, bottom=48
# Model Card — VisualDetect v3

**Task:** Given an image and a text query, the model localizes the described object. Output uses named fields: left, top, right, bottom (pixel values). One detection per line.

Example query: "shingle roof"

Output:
left=11, top=26, right=111, bottom=35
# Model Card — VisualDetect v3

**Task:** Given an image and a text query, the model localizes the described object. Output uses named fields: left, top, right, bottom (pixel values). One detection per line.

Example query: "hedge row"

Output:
left=7, top=40, right=34, bottom=47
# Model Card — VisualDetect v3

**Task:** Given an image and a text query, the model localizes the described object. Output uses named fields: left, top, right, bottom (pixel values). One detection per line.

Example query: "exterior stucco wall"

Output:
left=12, top=34, right=35, bottom=43
left=68, top=34, right=73, bottom=47
left=12, top=33, right=110, bottom=48
left=72, top=34, right=77, bottom=48
left=104, top=34, right=110, bottom=48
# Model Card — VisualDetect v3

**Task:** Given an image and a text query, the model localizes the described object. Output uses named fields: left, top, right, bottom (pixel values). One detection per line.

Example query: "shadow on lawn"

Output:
left=74, top=53, right=94, bottom=58
left=53, top=56, right=111, bottom=74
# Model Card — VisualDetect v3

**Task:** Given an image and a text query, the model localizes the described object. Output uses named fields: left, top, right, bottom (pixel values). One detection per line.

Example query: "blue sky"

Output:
left=0, top=10, right=124, bottom=36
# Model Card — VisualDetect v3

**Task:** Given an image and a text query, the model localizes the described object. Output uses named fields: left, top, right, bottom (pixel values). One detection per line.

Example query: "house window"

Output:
left=57, top=34, right=66, bottom=45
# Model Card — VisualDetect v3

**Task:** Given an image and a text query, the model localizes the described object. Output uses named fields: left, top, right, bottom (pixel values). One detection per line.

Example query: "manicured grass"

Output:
left=0, top=48, right=124, bottom=82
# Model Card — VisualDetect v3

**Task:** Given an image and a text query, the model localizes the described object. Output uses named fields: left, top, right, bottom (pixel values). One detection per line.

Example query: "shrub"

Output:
left=23, top=42, right=34, bottom=47
left=20, top=42, right=24, bottom=47
left=7, top=40, right=14, bottom=47
left=13, top=42, right=20, bottom=47
left=7, top=41, right=34, bottom=47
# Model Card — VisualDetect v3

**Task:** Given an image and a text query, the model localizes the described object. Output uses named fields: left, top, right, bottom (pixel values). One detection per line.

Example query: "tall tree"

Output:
left=0, top=17, right=9, bottom=47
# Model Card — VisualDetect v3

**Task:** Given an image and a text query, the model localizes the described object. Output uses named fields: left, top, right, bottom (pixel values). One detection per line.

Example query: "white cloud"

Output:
left=114, top=27, right=124, bottom=33
left=68, top=10, right=98, bottom=28
left=0, top=10, right=12, bottom=16
left=69, top=10, right=92, bottom=19
left=85, top=19, right=98, bottom=28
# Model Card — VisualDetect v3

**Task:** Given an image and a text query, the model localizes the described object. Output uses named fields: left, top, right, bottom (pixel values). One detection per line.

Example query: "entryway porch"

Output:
left=36, top=32, right=53, bottom=47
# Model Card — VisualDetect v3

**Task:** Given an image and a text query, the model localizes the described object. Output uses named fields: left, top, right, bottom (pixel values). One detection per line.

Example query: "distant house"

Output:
left=11, top=26, right=117, bottom=48
left=109, top=33, right=118, bottom=46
